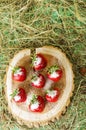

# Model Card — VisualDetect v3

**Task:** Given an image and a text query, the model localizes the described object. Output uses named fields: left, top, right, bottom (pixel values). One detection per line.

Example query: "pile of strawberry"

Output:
left=11, top=54, right=63, bottom=112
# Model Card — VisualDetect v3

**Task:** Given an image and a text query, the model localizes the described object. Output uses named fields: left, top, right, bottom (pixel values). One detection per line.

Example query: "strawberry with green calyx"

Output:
left=10, top=88, right=27, bottom=103
left=12, top=66, right=26, bottom=82
left=47, top=65, right=62, bottom=82
left=45, top=88, right=60, bottom=102
left=31, top=53, right=47, bottom=71
left=29, top=94, right=45, bottom=112
left=31, top=73, right=45, bottom=88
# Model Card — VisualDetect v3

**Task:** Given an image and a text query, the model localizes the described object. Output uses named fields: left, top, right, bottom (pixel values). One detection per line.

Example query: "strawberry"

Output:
left=31, top=53, right=47, bottom=71
left=10, top=88, right=27, bottom=103
left=45, top=88, right=60, bottom=102
left=47, top=65, right=62, bottom=82
left=12, top=66, right=26, bottom=82
left=31, top=73, right=45, bottom=88
left=29, top=95, right=45, bottom=112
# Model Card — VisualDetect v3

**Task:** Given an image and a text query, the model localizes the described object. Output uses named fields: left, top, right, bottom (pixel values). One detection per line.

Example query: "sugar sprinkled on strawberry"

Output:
left=46, top=90, right=57, bottom=98
left=29, top=94, right=45, bottom=112
left=31, top=74, right=45, bottom=88
left=31, top=53, right=47, bottom=71
left=46, top=88, right=60, bottom=102
left=34, top=57, right=42, bottom=66
left=12, top=66, right=26, bottom=82
left=10, top=88, right=27, bottom=103
left=47, top=65, right=62, bottom=82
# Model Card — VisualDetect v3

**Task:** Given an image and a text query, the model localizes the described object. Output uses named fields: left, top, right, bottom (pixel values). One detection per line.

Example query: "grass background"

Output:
left=0, top=0, right=86, bottom=130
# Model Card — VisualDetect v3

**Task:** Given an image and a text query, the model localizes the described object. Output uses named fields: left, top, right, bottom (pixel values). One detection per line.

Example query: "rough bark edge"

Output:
left=5, top=46, right=74, bottom=128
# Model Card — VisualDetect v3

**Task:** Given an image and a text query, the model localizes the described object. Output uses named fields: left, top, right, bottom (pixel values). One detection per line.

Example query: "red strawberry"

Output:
left=10, top=88, right=27, bottom=103
left=12, top=66, right=26, bottom=82
left=29, top=95, right=45, bottom=112
left=47, top=65, right=62, bottom=82
left=31, top=74, right=45, bottom=88
left=31, top=53, right=47, bottom=71
left=46, top=88, right=60, bottom=102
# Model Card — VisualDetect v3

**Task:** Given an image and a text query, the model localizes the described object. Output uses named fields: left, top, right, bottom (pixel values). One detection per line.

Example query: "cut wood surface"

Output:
left=6, top=46, right=74, bottom=128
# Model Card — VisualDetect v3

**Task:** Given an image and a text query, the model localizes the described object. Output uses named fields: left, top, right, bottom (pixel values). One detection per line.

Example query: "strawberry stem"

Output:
left=31, top=74, right=38, bottom=81
left=46, top=89, right=54, bottom=93
left=10, top=88, right=19, bottom=98
left=30, top=94, right=37, bottom=104
left=46, top=90, right=51, bottom=94
left=48, top=65, right=59, bottom=74
left=31, top=53, right=37, bottom=64
left=12, top=66, right=20, bottom=73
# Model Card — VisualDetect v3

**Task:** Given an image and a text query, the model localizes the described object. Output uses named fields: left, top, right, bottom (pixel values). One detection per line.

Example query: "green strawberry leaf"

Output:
left=31, top=74, right=38, bottom=81
left=46, top=90, right=51, bottom=94
left=12, top=66, right=20, bottom=73
left=10, top=89, right=19, bottom=98
left=31, top=53, right=37, bottom=64
left=30, top=94, right=37, bottom=104
left=47, top=65, right=59, bottom=74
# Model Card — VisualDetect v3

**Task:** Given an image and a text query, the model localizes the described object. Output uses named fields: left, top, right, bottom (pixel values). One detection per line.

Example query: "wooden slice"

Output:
left=5, top=46, right=74, bottom=128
